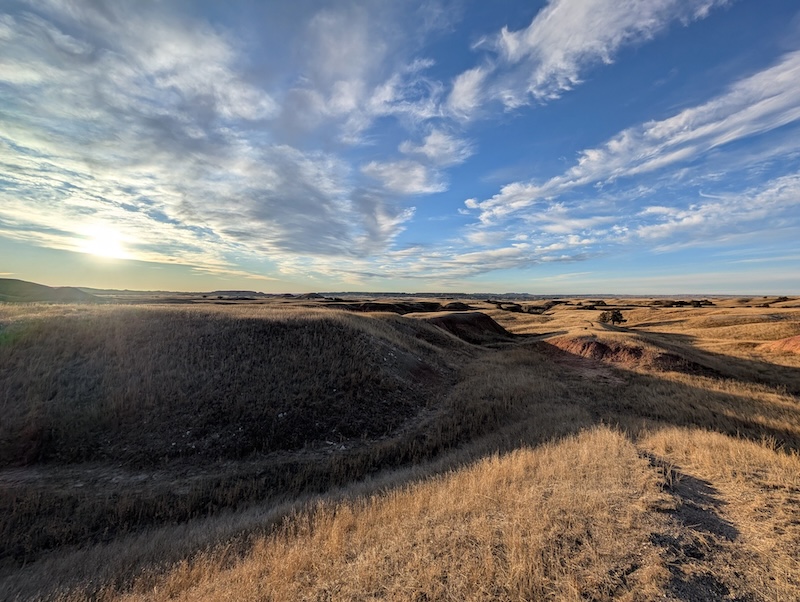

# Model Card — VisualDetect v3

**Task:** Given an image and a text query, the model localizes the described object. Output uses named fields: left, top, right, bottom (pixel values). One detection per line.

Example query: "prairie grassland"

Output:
left=1, top=298, right=799, bottom=600
left=114, top=427, right=672, bottom=602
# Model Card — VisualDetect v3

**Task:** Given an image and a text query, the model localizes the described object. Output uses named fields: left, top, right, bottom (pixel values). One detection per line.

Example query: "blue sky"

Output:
left=1, top=0, right=799, bottom=293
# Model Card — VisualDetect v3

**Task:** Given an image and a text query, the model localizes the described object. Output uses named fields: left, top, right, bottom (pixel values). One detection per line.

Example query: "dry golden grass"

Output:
left=2, top=297, right=800, bottom=600
left=113, top=427, right=670, bottom=602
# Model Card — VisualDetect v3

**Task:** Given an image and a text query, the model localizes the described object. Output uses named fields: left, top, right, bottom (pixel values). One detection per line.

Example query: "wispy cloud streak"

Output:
left=473, top=49, right=800, bottom=222
left=448, top=0, right=729, bottom=118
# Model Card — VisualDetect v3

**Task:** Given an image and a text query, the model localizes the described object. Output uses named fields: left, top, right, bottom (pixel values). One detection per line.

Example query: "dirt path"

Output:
left=641, top=448, right=800, bottom=601
left=643, top=453, right=748, bottom=601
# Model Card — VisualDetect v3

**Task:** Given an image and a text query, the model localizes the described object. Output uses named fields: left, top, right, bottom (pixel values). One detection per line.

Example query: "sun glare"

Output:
left=79, top=226, right=130, bottom=260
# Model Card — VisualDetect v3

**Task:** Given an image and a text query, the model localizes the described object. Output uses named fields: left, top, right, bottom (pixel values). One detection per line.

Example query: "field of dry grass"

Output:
left=1, top=296, right=799, bottom=600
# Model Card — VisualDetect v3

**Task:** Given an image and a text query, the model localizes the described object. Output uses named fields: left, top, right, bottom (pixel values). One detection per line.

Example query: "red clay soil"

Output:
left=421, top=311, right=512, bottom=344
left=760, top=335, right=800, bottom=354
left=549, top=335, right=715, bottom=375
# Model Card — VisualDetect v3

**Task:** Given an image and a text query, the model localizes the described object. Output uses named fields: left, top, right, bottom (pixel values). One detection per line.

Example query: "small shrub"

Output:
left=598, top=310, right=625, bottom=325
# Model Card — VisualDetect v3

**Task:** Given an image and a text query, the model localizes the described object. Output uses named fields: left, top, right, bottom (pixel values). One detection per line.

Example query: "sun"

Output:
left=78, top=226, right=131, bottom=260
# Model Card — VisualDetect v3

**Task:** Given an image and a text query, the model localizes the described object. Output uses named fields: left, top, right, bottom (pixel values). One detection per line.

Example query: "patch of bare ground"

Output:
left=641, top=451, right=748, bottom=601
left=641, top=428, right=800, bottom=600
left=548, top=334, right=717, bottom=376
left=759, top=334, right=800, bottom=354
left=532, top=339, right=625, bottom=384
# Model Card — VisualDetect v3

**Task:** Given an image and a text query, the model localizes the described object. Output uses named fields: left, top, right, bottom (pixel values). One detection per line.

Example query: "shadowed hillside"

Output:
left=0, top=306, right=452, bottom=466
left=1, top=305, right=534, bottom=573
left=0, top=278, right=100, bottom=303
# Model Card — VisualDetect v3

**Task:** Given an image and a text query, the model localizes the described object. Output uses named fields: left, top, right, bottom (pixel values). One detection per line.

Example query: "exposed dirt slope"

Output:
left=549, top=335, right=716, bottom=375
left=760, top=334, right=800, bottom=354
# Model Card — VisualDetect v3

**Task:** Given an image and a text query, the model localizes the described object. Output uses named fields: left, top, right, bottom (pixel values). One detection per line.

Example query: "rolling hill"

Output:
left=0, top=278, right=100, bottom=303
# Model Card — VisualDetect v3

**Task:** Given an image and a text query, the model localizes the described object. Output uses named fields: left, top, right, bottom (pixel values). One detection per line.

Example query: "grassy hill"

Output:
left=0, top=278, right=100, bottom=303
left=1, top=299, right=799, bottom=600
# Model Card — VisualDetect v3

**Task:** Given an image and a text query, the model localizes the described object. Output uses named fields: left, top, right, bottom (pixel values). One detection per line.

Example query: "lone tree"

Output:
left=598, top=310, right=625, bottom=325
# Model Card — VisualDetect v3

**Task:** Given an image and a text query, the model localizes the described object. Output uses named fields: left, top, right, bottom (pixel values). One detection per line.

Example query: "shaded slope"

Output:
left=0, top=278, right=100, bottom=303
left=0, top=306, right=474, bottom=563
left=416, top=311, right=513, bottom=345
left=0, top=306, right=457, bottom=467
left=324, top=301, right=473, bottom=314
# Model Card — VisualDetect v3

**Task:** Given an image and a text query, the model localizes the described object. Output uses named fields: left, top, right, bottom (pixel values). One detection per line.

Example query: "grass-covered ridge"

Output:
left=1, top=305, right=454, bottom=465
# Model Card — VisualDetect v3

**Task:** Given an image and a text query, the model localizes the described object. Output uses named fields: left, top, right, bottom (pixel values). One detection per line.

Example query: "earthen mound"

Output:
left=421, top=311, right=512, bottom=344
left=442, top=301, right=472, bottom=311
left=327, top=301, right=443, bottom=314
left=549, top=336, right=715, bottom=375
left=760, top=335, right=800, bottom=354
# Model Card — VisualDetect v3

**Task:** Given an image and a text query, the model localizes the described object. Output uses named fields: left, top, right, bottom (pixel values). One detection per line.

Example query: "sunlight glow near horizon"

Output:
left=1, top=0, right=799, bottom=293
left=77, top=226, right=130, bottom=261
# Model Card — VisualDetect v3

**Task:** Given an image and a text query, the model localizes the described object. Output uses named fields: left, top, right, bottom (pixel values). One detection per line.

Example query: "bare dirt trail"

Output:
left=645, top=451, right=800, bottom=600
left=642, top=453, right=750, bottom=601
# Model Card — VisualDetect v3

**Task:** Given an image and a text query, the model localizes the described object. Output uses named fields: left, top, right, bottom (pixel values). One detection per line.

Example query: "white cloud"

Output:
left=361, top=160, right=445, bottom=195
left=465, top=229, right=507, bottom=246
left=399, top=129, right=473, bottom=166
left=630, top=173, right=800, bottom=249
left=288, top=6, right=444, bottom=144
left=451, top=0, right=729, bottom=112
left=0, top=3, right=419, bottom=278
left=528, top=205, right=616, bottom=235
left=508, top=171, right=798, bottom=273
left=446, top=66, right=489, bottom=120
left=432, top=169, right=800, bottom=281
left=26, top=2, right=278, bottom=122
left=307, top=7, right=385, bottom=87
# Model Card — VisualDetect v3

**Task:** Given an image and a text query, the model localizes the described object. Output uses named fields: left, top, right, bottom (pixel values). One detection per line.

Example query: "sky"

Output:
left=1, top=0, right=799, bottom=294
